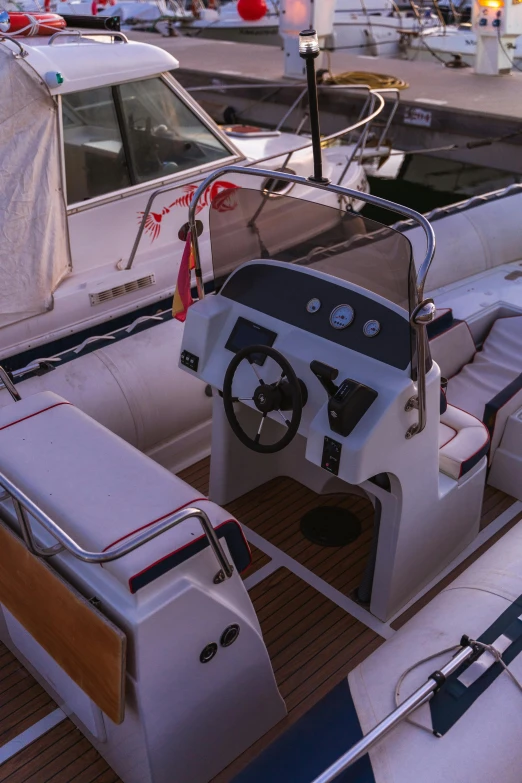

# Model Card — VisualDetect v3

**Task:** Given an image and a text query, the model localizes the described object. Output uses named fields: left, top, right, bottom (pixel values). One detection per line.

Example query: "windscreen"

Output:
left=208, top=186, right=416, bottom=314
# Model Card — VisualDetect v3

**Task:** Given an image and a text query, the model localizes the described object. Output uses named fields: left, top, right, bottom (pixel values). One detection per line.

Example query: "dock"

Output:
left=128, top=32, right=522, bottom=172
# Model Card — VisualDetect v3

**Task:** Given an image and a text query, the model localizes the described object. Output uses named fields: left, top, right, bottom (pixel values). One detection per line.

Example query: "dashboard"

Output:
left=220, top=263, right=411, bottom=371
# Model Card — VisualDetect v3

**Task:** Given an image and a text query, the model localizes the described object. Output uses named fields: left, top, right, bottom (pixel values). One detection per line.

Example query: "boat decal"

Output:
left=139, top=181, right=240, bottom=242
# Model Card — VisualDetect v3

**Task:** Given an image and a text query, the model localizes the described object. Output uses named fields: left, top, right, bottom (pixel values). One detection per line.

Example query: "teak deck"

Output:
left=0, top=456, right=519, bottom=783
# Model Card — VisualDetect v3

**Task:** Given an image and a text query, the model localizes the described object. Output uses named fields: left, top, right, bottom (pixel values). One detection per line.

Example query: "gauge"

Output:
left=330, top=304, right=355, bottom=330
left=306, top=298, right=321, bottom=314
left=363, top=319, right=381, bottom=338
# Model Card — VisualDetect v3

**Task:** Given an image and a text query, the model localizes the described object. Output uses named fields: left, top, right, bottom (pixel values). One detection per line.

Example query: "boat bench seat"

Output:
left=447, top=316, right=522, bottom=456
left=439, top=404, right=489, bottom=481
left=0, top=392, right=250, bottom=593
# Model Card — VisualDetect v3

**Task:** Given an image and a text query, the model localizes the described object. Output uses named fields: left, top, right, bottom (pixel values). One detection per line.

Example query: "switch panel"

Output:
left=180, top=350, right=199, bottom=372
left=321, top=436, right=342, bottom=475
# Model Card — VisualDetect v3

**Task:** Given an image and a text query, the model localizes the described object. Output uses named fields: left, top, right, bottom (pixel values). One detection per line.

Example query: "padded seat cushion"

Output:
left=447, top=316, right=522, bottom=455
left=0, top=392, right=250, bottom=592
left=439, top=405, right=489, bottom=480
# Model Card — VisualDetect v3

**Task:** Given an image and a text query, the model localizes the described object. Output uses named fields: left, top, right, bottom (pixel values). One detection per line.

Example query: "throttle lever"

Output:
left=310, top=360, right=339, bottom=397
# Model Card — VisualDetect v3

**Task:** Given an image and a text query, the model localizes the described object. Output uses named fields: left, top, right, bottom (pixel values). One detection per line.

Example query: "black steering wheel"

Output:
left=222, top=345, right=306, bottom=454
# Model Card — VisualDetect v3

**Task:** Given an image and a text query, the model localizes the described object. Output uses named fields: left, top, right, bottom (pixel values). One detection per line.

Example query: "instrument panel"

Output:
left=220, top=263, right=411, bottom=371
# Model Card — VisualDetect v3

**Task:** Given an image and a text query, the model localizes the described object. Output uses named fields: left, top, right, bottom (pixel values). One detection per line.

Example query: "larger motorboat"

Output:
left=0, top=154, right=522, bottom=781
left=0, top=28, right=391, bottom=469
left=175, top=0, right=442, bottom=57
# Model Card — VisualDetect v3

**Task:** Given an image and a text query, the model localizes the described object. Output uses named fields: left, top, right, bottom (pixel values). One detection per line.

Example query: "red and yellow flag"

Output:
left=172, top=235, right=196, bottom=322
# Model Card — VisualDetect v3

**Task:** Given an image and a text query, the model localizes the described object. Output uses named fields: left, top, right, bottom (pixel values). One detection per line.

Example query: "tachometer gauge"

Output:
left=329, top=304, right=355, bottom=330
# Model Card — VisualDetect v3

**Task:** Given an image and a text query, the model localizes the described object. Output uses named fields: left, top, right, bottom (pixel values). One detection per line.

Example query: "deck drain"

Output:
left=300, top=506, right=361, bottom=547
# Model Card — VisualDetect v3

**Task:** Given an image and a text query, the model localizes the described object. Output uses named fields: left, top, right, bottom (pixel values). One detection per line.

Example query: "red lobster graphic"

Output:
left=139, top=180, right=240, bottom=242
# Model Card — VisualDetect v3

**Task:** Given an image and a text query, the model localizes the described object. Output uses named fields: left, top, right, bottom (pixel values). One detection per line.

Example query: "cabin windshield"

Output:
left=61, top=76, right=232, bottom=204
left=208, top=185, right=416, bottom=315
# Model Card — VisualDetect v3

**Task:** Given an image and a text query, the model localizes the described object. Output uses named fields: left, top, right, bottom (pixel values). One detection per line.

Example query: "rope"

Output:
left=394, top=639, right=522, bottom=735
left=321, top=53, right=409, bottom=89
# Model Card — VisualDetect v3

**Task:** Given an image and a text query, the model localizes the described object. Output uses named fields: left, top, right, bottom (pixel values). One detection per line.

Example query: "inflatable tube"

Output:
left=0, top=320, right=212, bottom=474
left=7, top=12, right=66, bottom=35
left=349, top=519, right=522, bottom=783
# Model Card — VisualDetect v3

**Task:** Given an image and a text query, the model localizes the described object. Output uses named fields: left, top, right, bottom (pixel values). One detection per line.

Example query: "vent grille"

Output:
left=89, top=274, right=156, bottom=307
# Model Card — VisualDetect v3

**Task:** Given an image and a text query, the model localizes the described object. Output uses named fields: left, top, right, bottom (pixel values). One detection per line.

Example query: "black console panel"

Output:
left=220, top=264, right=411, bottom=370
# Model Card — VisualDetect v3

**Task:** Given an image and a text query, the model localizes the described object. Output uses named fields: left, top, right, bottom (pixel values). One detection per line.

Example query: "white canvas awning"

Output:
left=0, top=43, right=70, bottom=328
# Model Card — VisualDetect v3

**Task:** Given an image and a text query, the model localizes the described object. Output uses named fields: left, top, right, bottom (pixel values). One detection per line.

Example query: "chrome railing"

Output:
left=48, top=30, right=129, bottom=44
left=309, top=641, right=477, bottom=783
left=187, top=165, right=435, bottom=436
left=0, top=472, right=234, bottom=584
left=126, top=84, right=397, bottom=271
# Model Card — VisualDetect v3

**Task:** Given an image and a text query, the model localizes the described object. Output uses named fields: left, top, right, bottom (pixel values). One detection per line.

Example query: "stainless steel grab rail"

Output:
left=187, top=165, right=435, bottom=436
left=48, top=30, right=129, bottom=45
left=0, top=472, right=234, bottom=584
left=0, top=34, right=28, bottom=58
left=310, top=643, right=476, bottom=783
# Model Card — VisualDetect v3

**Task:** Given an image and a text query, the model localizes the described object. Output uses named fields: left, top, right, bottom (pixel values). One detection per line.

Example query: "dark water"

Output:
left=361, top=153, right=522, bottom=225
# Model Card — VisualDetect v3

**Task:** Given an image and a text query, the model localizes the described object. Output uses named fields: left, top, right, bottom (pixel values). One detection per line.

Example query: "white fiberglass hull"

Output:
left=405, top=28, right=522, bottom=65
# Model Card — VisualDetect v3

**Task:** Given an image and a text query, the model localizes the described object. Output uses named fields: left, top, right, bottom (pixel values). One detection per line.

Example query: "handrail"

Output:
left=0, top=471, right=234, bottom=582
left=0, top=34, right=29, bottom=58
left=48, top=30, right=129, bottom=44
left=126, top=84, right=396, bottom=270
left=309, top=642, right=476, bottom=783
left=187, top=165, right=435, bottom=436
left=187, top=165, right=435, bottom=303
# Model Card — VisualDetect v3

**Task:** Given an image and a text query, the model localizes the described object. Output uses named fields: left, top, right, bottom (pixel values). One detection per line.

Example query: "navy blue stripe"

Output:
left=129, top=521, right=251, bottom=593
left=483, top=372, right=522, bottom=441
left=3, top=297, right=174, bottom=375
left=431, top=592, right=522, bottom=735
left=233, top=679, right=374, bottom=783
left=427, top=309, right=455, bottom=340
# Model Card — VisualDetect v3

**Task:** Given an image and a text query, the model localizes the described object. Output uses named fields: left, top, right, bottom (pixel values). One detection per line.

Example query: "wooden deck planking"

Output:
left=0, top=454, right=517, bottom=783
left=212, top=569, right=382, bottom=781
left=0, top=643, right=56, bottom=746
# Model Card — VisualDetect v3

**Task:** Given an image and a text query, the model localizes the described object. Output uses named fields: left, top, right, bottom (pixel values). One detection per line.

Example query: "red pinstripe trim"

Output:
left=102, top=497, right=208, bottom=552
left=0, top=402, right=72, bottom=433
left=128, top=518, right=252, bottom=590
left=439, top=427, right=457, bottom=449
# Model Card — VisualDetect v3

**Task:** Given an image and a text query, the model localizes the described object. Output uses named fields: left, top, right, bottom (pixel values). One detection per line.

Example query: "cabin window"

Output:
left=61, top=77, right=231, bottom=205
left=62, top=87, right=131, bottom=203
left=118, top=78, right=230, bottom=184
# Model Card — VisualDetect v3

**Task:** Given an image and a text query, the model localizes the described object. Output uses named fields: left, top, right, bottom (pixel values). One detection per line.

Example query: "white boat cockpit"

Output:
left=0, top=166, right=520, bottom=783
left=180, top=166, right=488, bottom=621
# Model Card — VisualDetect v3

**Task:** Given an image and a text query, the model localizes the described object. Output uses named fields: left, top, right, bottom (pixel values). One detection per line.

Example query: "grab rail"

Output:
left=309, top=642, right=477, bottom=783
left=0, top=34, right=28, bottom=58
left=187, top=165, right=435, bottom=436
left=48, top=30, right=129, bottom=44
left=0, top=472, right=234, bottom=584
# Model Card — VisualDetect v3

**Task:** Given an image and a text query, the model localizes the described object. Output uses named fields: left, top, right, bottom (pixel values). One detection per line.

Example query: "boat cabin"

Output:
left=0, top=30, right=368, bottom=371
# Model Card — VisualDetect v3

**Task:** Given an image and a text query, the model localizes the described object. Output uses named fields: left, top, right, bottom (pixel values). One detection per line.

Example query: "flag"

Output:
left=172, top=235, right=196, bottom=322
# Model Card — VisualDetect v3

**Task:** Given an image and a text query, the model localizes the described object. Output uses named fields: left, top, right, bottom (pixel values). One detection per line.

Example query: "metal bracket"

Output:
left=0, top=367, right=21, bottom=402
left=404, top=396, right=419, bottom=412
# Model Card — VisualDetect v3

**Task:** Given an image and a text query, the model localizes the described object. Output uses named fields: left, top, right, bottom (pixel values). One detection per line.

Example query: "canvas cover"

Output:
left=0, top=44, right=70, bottom=329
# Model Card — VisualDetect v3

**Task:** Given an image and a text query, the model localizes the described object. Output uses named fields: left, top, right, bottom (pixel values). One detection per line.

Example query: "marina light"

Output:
left=298, top=28, right=320, bottom=57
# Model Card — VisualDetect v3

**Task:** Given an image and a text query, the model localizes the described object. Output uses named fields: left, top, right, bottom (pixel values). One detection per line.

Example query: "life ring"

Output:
left=7, top=12, right=66, bottom=35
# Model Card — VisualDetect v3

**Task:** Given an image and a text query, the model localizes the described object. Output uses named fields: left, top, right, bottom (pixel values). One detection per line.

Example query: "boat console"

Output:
left=180, top=168, right=489, bottom=620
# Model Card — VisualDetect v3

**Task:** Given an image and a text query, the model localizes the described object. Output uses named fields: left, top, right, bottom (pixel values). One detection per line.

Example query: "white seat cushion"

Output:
left=439, top=405, right=489, bottom=481
left=0, top=392, right=251, bottom=593
left=430, top=320, right=476, bottom=380
left=447, top=316, right=522, bottom=455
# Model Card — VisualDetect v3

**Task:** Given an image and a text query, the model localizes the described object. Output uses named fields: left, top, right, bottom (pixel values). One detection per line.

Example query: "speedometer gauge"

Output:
left=329, top=304, right=355, bottom=330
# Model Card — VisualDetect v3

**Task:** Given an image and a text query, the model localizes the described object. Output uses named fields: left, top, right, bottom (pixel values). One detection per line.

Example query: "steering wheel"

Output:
left=222, top=345, right=306, bottom=454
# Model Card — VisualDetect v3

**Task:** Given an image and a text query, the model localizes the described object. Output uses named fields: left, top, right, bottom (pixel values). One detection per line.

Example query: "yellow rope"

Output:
left=321, top=69, right=409, bottom=90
